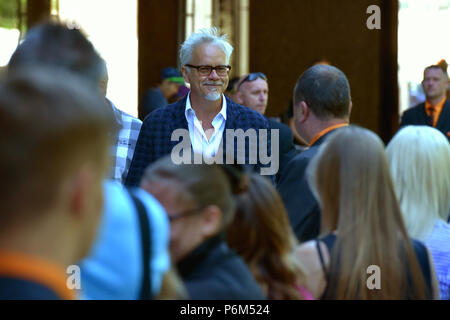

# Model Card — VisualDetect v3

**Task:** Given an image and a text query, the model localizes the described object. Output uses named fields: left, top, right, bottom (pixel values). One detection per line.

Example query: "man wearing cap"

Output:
left=400, top=64, right=450, bottom=141
left=125, top=28, right=274, bottom=187
left=235, top=72, right=297, bottom=182
left=139, top=67, right=184, bottom=120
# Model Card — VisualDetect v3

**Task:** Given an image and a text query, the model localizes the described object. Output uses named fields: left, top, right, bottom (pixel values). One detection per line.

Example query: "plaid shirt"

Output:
left=109, top=100, right=142, bottom=183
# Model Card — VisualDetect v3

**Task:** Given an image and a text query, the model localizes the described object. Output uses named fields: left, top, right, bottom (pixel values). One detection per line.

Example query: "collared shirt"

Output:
left=109, top=100, right=142, bottom=183
left=309, top=123, right=349, bottom=146
left=425, top=96, right=446, bottom=127
left=0, top=251, right=76, bottom=300
left=185, top=93, right=227, bottom=158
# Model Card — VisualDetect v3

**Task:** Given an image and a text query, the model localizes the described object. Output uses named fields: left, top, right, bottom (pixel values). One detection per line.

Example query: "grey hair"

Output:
left=386, top=125, right=450, bottom=239
left=180, top=27, right=233, bottom=66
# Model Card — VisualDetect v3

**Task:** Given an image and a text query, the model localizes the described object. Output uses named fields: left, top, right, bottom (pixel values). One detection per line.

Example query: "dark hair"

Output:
left=142, top=158, right=236, bottom=229
left=0, top=67, right=116, bottom=224
left=8, top=21, right=105, bottom=86
left=294, top=64, right=351, bottom=120
left=227, top=173, right=306, bottom=300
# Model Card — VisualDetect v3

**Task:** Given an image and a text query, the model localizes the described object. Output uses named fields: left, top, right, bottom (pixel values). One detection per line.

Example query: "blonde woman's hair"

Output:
left=306, top=125, right=429, bottom=299
left=386, top=125, right=450, bottom=239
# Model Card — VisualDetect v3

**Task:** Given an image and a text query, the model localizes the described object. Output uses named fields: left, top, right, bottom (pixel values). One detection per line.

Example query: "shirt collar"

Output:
left=185, top=93, right=227, bottom=121
left=425, top=96, right=446, bottom=112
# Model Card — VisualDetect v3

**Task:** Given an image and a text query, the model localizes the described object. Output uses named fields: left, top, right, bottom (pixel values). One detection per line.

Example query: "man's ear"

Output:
left=200, top=205, right=222, bottom=237
left=298, top=101, right=310, bottom=123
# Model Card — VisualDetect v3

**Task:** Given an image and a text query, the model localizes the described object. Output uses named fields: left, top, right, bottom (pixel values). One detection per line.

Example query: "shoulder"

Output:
left=402, top=103, right=425, bottom=117
left=294, top=240, right=328, bottom=299
left=0, top=277, right=62, bottom=299
left=188, top=242, right=264, bottom=299
left=186, top=276, right=263, bottom=299
left=146, top=99, right=185, bottom=121
left=277, top=149, right=315, bottom=186
left=141, top=99, right=186, bottom=132
left=267, top=118, right=290, bottom=130
left=286, top=145, right=319, bottom=167
left=129, top=187, right=170, bottom=248
left=111, top=102, right=142, bottom=127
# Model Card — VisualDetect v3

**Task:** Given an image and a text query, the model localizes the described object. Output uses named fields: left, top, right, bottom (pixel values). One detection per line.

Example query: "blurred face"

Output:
left=168, top=82, right=181, bottom=97
left=143, top=180, right=205, bottom=263
left=237, top=78, right=269, bottom=114
left=182, top=43, right=229, bottom=102
left=161, top=79, right=181, bottom=99
left=422, top=68, right=448, bottom=101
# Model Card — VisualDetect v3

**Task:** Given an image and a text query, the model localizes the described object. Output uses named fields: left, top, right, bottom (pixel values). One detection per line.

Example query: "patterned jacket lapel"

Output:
left=168, top=96, right=191, bottom=150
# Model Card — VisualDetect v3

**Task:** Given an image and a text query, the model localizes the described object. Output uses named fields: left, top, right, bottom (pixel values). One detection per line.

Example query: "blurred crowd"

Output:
left=0, top=21, right=449, bottom=300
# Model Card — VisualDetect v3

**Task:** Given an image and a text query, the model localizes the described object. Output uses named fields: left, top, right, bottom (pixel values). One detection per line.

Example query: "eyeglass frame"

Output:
left=166, top=206, right=206, bottom=222
left=236, top=72, right=268, bottom=90
left=185, top=64, right=232, bottom=76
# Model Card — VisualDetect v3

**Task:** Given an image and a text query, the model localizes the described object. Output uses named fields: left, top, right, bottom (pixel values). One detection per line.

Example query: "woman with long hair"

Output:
left=295, top=125, right=439, bottom=299
left=386, top=125, right=450, bottom=299
left=226, top=172, right=313, bottom=300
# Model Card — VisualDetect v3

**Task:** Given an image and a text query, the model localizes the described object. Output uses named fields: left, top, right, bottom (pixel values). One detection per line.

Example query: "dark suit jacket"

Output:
left=400, top=101, right=450, bottom=141
left=266, top=118, right=297, bottom=182
left=125, top=95, right=272, bottom=187
left=276, top=130, right=339, bottom=243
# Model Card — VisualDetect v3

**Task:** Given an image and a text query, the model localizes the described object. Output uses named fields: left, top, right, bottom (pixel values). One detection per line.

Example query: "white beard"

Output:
left=205, top=92, right=221, bottom=101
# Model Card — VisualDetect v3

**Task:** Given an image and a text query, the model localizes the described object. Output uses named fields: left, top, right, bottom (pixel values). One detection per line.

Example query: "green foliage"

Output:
left=0, top=0, right=26, bottom=30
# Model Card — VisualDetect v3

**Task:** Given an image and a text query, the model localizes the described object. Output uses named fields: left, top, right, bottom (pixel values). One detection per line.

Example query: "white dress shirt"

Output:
left=185, top=93, right=227, bottom=158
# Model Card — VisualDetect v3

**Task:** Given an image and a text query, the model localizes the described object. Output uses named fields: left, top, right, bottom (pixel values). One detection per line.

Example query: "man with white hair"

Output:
left=125, top=28, right=273, bottom=186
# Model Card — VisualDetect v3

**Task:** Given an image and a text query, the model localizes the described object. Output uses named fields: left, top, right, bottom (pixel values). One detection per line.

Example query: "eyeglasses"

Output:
left=237, top=72, right=267, bottom=90
left=167, top=206, right=205, bottom=222
left=185, top=64, right=231, bottom=76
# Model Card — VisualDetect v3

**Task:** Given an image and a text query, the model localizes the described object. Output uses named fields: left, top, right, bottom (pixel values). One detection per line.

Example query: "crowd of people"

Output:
left=0, top=21, right=449, bottom=300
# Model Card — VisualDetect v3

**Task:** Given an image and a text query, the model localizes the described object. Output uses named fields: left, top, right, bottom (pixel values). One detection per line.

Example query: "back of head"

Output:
left=0, top=67, right=115, bottom=224
left=306, top=125, right=428, bottom=299
left=180, top=27, right=233, bottom=65
left=227, top=173, right=303, bottom=299
left=294, top=64, right=351, bottom=120
left=387, top=126, right=450, bottom=238
left=142, top=158, right=235, bottom=230
left=8, top=22, right=105, bottom=88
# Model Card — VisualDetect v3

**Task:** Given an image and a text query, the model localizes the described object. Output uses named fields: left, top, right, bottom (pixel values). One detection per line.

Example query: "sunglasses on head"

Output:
left=237, top=72, right=267, bottom=90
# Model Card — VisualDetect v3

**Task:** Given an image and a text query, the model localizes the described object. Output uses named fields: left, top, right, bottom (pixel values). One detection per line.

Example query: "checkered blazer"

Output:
left=124, top=95, right=272, bottom=187
left=109, top=100, right=142, bottom=183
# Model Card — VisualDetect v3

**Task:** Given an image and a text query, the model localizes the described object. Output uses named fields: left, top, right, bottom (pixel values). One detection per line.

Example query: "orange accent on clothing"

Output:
left=309, top=123, right=349, bottom=146
left=425, top=96, right=446, bottom=127
left=0, top=251, right=76, bottom=300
